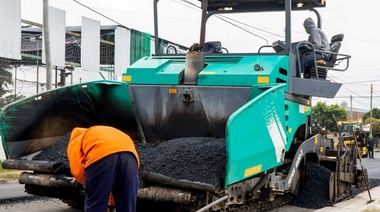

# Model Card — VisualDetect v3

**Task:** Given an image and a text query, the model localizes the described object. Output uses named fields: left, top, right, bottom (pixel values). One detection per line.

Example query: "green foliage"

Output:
left=0, top=160, right=3, bottom=171
left=0, top=64, right=13, bottom=97
left=312, top=101, right=347, bottom=131
left=364, top=117, right=376, bottom=125
left=0, top=64, right=25, bottom=108
left=362, top=108, right=380, bottom=122
left=362, top=109, right=380, bottom=137
left=364, top=117, right=380, bottom=137
left=0, top=94, right=25, bottom=108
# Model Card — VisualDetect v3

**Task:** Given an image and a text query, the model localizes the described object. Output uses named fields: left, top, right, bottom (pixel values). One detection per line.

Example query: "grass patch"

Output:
left=0, top=160, right=21, bottom=179
left=0, top=172, right=20, bottom=179
left=362, top=209, right=380, bottom=212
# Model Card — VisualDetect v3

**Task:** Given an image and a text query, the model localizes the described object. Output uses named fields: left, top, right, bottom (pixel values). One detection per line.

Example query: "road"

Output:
left=361, top=152, right=380, bottom=179
left=0, top=179, right=81, bottom=212
left=0, top=152, right=379, bottom=211
left=0, top=183, right=27, bottom=201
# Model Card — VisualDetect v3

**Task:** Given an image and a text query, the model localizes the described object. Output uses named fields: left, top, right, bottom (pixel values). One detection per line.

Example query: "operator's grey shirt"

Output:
left=303, top=17, right=330, bottom=52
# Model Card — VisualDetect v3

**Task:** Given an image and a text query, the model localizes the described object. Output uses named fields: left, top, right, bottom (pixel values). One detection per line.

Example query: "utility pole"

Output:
left=370, top=84, right=373, bottom=135
left=43, top=0, right=52, bottom=90
left=14, top=66, right=17, bottom=97
left=36, top=36, right=40, bottom=94
left=350, top=95, right=353, bottom=120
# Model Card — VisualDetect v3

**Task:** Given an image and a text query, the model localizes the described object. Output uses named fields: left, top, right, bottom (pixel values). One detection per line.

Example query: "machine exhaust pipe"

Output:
left=138, top=186, right=195, bottom=204
left=2, top=159, right=67, bottom=173
left=19, top=172, right=77, bottom=188
left=141, top=171, right=217, bottom=193
left=19, top=172, right=196, bottom=204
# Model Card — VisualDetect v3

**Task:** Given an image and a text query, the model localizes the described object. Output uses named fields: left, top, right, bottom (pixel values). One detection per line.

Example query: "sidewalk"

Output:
left=316, top=185, right=380, bottom=212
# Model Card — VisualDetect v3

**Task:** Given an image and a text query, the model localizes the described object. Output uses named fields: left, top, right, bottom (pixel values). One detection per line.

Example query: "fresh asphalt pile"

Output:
left=290, top=162, right=333, bottom=209
left=32, top=136, right=227, bottom=188
left=135, top=137, right=226, bottom=187
left=32, top=132, right=71, bottom=163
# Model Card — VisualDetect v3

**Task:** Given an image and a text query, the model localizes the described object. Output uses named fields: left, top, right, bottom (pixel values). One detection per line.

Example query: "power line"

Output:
left=342, top=79, right=380, bottom=84
left=214, top=15, right=270, bottom=44
left=216, top=15, right=283, bottom=38
left=72, top=0, right=126, bottom=27
left=176, top=0, right=280, bottom=43
left=333, top=96, right=380, bottom=98
left=328, top=76, right=367, bottom=98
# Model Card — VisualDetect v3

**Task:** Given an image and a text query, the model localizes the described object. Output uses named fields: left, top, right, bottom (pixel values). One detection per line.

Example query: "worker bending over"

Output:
left=67, top=125, right=139, bottom=212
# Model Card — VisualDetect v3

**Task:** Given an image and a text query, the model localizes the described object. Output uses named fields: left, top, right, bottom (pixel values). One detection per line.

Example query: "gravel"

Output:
left=0, top=196, right=46, bottom=205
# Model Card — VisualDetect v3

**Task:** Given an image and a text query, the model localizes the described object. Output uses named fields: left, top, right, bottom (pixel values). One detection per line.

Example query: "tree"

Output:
left=364, top=117, right=380, bottom=137
left=0, top=63, right=13, bottom=97
left=362, top=108, right=380, bottom=123
left=0, top=64, right=25, bottom=108
left=312, top=101, right=347, bottom=131
left=371, top=119, right=380, bottom=137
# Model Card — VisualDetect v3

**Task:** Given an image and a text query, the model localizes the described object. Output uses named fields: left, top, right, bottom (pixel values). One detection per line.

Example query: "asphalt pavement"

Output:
left=0, top=181, right=29, bottom=200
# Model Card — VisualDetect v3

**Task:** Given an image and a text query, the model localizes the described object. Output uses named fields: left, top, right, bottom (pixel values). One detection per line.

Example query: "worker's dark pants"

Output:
left=84, top=152, right=139, bottom=212
left=369, top=148, right=374, bottom=159
left=301, top=52, right=328, bottom=73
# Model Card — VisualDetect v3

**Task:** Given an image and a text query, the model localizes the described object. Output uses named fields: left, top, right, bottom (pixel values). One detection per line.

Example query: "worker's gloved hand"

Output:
left=106, top=192, right=115, bottom=212
left=189, top=43, right=201, bottom=52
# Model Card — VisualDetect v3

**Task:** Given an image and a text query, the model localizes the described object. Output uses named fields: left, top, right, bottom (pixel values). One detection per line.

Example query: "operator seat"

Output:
left=324, top=34, right=344, bottom=67
left=201, top=41, right=222, bottom=53
left=304, top=33, right=344, bottom=79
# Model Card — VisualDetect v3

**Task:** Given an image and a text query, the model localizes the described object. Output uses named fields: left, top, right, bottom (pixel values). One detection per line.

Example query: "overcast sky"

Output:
left=19, top=0, right=380, bottom=111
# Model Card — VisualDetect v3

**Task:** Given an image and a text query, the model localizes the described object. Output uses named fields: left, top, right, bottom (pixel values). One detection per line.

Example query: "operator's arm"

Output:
left=308, top=29, right=322, bottom=50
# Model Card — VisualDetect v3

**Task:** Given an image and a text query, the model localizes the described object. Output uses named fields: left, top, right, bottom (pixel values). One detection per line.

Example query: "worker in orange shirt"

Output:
left=67, top=125, right=140, bottom=212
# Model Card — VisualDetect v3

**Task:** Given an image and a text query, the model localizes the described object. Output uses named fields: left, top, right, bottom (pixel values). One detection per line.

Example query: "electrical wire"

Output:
left=214, top=15, right=270, bottom=44
left=72, top=0, right=126, bottom=27
left=174, top=0, right=281, bottom=43
left=216, top=15, right=284, bottom=38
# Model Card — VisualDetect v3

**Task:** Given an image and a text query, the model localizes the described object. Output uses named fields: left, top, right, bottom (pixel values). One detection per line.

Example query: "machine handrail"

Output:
left=295, top=41, right=317, bottom=78
left=295, top=41, right=351, bottom=80
left=314, top=49, right=351, bottom=72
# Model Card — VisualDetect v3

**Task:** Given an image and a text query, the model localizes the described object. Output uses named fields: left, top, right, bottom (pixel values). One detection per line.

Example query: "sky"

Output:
left=18, top=0, right=380, bottom=111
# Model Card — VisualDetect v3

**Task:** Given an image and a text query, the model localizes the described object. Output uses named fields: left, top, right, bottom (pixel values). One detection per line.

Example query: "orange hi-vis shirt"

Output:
left=67, top=126, right=140, bottom=186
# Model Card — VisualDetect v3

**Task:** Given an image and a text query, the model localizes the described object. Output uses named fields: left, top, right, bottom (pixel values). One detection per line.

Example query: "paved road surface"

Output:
left=0, top=182, right=28, bottom=200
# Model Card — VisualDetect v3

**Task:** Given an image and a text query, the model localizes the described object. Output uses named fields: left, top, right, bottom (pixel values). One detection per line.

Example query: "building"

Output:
left=340, top=101, right=368, bottom=121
